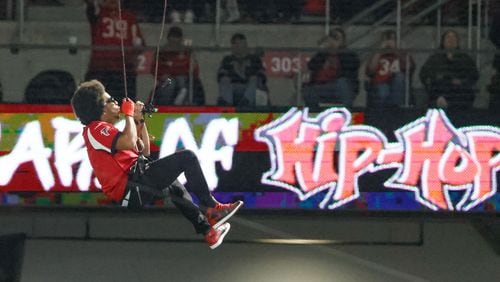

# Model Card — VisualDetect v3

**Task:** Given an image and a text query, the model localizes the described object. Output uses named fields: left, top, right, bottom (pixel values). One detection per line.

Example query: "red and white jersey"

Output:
left=372, top=53, right=415, bottom=85
left=153, top=50, right=200, bottom=80
left=371, top=53, right=403, bottom=84
left=314, top=55, right=340, bottom=83
left=89, top=6, right=144, bottom=71
left=83, top=120, right=138, bottom=202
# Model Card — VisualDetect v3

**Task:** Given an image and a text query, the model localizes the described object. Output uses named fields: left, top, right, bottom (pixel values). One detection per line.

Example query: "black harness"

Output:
left=121, top=105, right=162, bottom=208
left=122, top=154, right=165, bottom=208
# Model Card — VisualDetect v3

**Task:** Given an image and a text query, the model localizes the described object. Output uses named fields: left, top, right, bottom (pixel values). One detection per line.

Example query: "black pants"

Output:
left=124, top=150, right=216, bottom=234
left=428, top=81, right=475, bottom=110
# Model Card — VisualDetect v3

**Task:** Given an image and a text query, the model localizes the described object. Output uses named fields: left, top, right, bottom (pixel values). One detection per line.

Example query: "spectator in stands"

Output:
left=365, top=30, right=415, bottom=108
left=303, top=27, right=360, bottom=108
left=240, top=0, right=277, bottom=23
left=134, top=0, right=208, bottom=23
left=274, top=0, right=302, bottom=23
left=223, top=0, right=241, bottom=23
left=488, top=3, right=500, bottom=110
left=150, top=26, right=205, bottom=106
left=84, top=0, right=145, bottom=101
left=420, top=30, right=478, bottom=110
left=302, top=0, right=324, bottom=17
left=167, top=0, right=197, bottom=23
left=217, top=33, right=269, bottom=107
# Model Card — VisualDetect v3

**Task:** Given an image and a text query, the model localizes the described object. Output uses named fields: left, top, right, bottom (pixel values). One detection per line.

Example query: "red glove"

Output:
left=121, top=98, right=135, bottom=117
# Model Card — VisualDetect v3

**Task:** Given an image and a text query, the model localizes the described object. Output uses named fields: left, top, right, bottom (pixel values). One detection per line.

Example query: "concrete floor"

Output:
left=19, top=216, right=500, bottom=282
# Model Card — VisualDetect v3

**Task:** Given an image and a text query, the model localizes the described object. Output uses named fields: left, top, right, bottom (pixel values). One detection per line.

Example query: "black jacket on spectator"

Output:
left=306, top=51, right=360, bottom=88
left=420, top=51, right=479, bottom=108
left=217, top=54, right=266, bottom=85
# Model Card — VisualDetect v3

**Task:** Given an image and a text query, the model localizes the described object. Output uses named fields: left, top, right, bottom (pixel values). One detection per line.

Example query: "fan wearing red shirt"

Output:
left=84, top=0, right=145, bottom=101
left=150, top=26, right=205, bottom=106
left=303, top=28, right=360, bottom=108
left=366, top=30, right=415, bottom=108
left=71, top=80, right=243, bottom=249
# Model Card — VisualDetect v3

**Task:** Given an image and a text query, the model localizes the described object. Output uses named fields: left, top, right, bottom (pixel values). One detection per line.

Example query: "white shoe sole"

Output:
left=209, top=222, right=231, bottom=250
left=213, top=201, right=243, bottom=229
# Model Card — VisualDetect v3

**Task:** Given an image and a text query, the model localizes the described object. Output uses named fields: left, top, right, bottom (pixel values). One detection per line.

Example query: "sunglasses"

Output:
left=105, top=97, right=118, bottom=104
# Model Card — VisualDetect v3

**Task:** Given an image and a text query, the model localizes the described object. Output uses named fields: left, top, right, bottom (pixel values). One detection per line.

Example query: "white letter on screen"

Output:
left=0, top=121, right=54, bottom=190
left=52, top=117, right=95, bottom=191
left=158, top=117, right=239, bottom=190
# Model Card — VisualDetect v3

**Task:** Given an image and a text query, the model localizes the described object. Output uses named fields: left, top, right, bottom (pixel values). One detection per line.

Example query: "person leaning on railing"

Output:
left=419, top=30, right=479, bottom=110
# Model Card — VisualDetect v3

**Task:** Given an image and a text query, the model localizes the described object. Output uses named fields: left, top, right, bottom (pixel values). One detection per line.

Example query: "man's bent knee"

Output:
left=179, top=149, right=197, bottom=161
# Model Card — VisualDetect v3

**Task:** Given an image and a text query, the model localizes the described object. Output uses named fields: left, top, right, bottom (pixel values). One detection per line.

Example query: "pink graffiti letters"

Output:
left=255, top=108, right=500, bottom=211
left=382, top=110, right=500, bottom=211
left=255, top=108, right=346, bottom=202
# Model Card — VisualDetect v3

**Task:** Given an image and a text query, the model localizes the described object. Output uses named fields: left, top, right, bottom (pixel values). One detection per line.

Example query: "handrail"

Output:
left=342, top=0, right=393, bottom=27
left=403, top=0, right=453, bottom=26
left=0, top=43, right=496, bottom=54
left=351, top=0, right=453, bottom=49
left=325, top=0, right=331, bottom=36
left=17, top=0, right=24, bottom=43
left=6, top=0, right=14, bottom=19
left=347, top=0, right=421, bottom=47
left=477, top=0, right=482, bottom=67
left=215, top=0, right=222, bottom=46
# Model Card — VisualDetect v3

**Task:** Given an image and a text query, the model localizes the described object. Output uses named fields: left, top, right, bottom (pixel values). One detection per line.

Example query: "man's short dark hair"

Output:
left=230, top=33, right=246, bottom=44
left=71, top=80, right=106, bottom=125
left=167, top=26, right=183, bottom=39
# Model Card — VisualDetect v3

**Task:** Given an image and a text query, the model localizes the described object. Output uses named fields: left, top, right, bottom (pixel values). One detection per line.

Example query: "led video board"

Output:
left=0, top=105, right=498, bottom=212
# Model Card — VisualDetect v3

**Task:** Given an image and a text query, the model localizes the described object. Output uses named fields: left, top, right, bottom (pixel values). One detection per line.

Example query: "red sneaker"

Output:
left=205, top=200, right=243, bottom=229
left=205, top=222, right=231, bottom=250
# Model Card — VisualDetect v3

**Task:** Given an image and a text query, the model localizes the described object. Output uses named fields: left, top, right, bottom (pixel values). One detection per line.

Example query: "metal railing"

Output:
left=3, top=0, right=492, bottom=48
left=0, top=43, right=496, bottom=109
